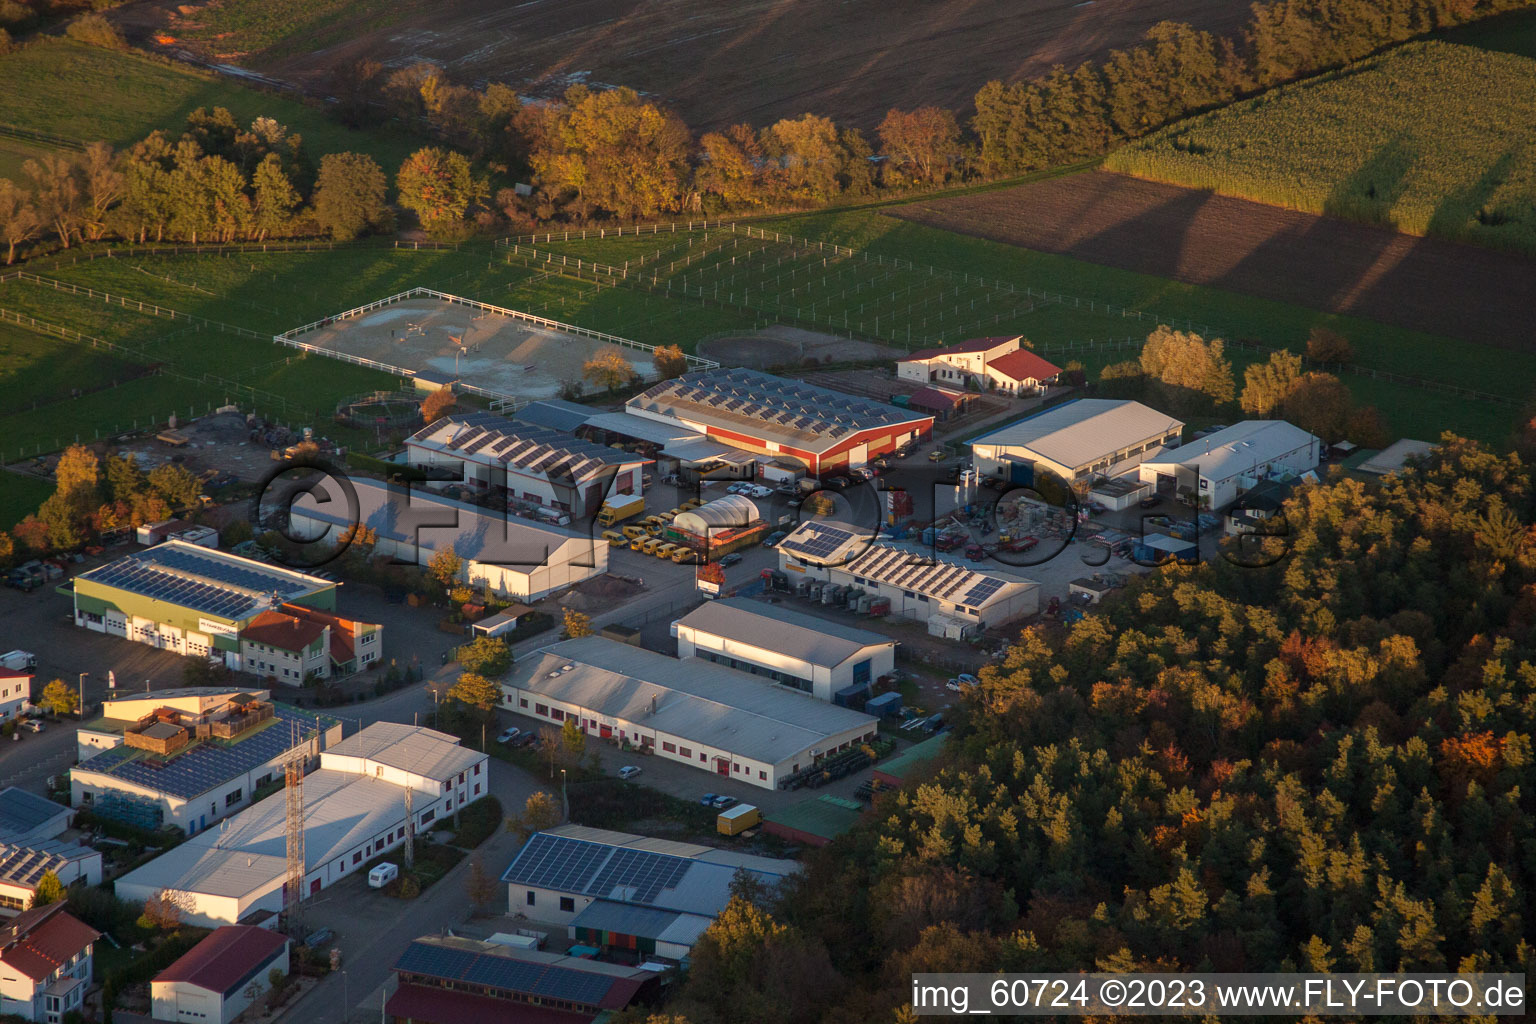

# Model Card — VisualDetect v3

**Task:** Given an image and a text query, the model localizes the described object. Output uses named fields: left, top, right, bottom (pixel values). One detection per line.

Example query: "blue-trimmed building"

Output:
left=70, top=688, right=340, bottom=835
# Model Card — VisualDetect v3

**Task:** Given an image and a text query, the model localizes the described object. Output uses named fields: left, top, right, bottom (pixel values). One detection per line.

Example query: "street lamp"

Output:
left=76, top=673, right=87, bottom=719
left=560, top=768, right=568, bottom=822
left=342, top=969, right=349, bottom=1024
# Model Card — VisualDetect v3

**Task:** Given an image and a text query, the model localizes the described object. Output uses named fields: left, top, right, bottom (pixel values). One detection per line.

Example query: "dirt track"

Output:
left=141, top=0, right=1247, bottom=131
left=890, top=171, right=1536, bottom=351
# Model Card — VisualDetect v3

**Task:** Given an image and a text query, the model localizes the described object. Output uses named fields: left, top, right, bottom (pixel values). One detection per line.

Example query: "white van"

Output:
left=368, top=862, right=399, bottom=889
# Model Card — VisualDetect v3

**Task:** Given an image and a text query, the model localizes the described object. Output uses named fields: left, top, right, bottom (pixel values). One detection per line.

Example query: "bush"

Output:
left=446, top=796, right=502, bottom=848
left=65, top=11, right=125, bottom=47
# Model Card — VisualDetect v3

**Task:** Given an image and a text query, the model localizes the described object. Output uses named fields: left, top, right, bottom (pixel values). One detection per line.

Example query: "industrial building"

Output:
left=0, top=789, right=100, bottom=916
left=896, top=336, right=1061, bottom=396
left=1137, top=420, right=1320, bottom=510
left=969, top=399, right=1184, bottom=486
left=626, top=368, right=933, bottom=477
left=672, top=598, right=896, bottom=703
left=0, top=790, right=69, bottom=850
left=405, top=412, right=648, bottom=519
left=580, top=411, right=759, bottom=476
left=239, top=603, right=383, bottom=684
left=502, top=638, right=879, bottom=790
left=0, top=904, right=98, bottom=1023
left=665, top=494, right=768, bottom=554
left=70, top=688, right=341, bottom=835
left=776, top=521, right=1040, bottom=632
left=761, top=795, right=864, bottom=848
left=114, top=723, right=489, bottom=928
left=386, top=935, right=661, bottom=1024
left=288, top=477, right=605, bottom=602
left=151, top=926, right=290, bottom=1024
left=500, top=825, right=797, bottom=952
left=0, top=670, right=28, bottom=725
left=70, top=541, right=342, bottom=670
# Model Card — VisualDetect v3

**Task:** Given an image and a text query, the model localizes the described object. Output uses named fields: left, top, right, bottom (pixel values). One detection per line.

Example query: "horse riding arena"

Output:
left=276, top=288, right=662, bottom=403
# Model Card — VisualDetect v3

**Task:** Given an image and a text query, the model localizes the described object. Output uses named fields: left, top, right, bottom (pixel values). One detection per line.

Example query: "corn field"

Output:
left=1105, top=42, right=1536, bottom=256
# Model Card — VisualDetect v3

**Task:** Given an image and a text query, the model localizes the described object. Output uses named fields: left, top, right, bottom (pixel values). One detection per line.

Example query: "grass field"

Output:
left=0, top=40, right=425, bottom=177
left=1104, top=41, right=1536, bottom=255
left=0, top=471, right=52, bottom=530
left=174, top=0, right=413, bottom=59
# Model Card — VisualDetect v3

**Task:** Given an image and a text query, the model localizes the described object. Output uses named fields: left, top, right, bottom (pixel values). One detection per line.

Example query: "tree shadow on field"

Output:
left=1320, top=136, right=1415, bottom=230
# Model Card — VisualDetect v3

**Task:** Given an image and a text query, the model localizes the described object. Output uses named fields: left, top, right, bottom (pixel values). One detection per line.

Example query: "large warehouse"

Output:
left=1138, top=420, right=1320, bottom=509
left=71, top=688, right=341, bottom=835
left=625, top=368, right=933, bottom=477
left=288, top=477, right=605, bottom=601
left=502, top=638, right=878, bottom=790
left=672, top=598, right=896, bottom=702
left=500, top=824, right=797, bottom=946
left=114, top=724, right=488, bottom=928
left=969, top=399, right=1184, bottom=486
left=71, top=541, right=341, bottom=670
left=777, top=521, right=1039, bottom=632
left=405, top=412, right=649, bottom=519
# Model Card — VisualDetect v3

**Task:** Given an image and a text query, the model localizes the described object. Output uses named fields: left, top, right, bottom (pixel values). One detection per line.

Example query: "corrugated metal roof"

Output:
left=76, top=540, right=332, bottom=622
left=1140, top=420, right=1318, bottom=483
left=323, top=723, right=482, bottom=781
left=0, top=788, right=69, bottom=843
left=674, top=598, right=893, bottom=668
left=569, top=900, right=713, bottom=945
left=505, top=639, right=877, bottom=766
left=153, top=926, right=288, bottom=995
left=970, top=399, right=1183, bottom=472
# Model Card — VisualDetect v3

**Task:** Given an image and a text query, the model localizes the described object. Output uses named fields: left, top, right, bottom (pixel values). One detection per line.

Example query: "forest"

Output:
left=1, top=0, right=1533, bottom=258
left=640, top=435, right=1536, bottom=1023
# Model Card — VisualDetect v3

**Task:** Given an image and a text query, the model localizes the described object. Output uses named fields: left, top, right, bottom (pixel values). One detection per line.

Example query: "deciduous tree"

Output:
left=1307, top=326, right=1355, bottom=365
left=652, top=344, right=688, bottom=379
left=582, top=350, right=637, bottom=393
left=251, top=154, right=299, bottom=241
left=1240, top=348, right=1304, bottom=417
left=312, top=152, right=391, bottom=241
left=878, top=107, right=961, bottom=185
left=421, top=386, right=457, bottom=424
left=39, top=679, right=79, bottom=716
left=0, top=179, right=40, bottom=264
left=427, top=548, right=463, bottom=587
left=562, top=608, right=592, bottom=638
left=29, top=871, right=65, bottom=908
left=505, top=791, right=561, bottom=841
left=396, top=147, right=484, bottom=230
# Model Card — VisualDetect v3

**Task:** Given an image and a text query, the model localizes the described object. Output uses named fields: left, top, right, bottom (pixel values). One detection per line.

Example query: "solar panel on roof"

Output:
left=962, top=578, right=1006, bottom=605
left=535, top=969, right=611, bottom=1005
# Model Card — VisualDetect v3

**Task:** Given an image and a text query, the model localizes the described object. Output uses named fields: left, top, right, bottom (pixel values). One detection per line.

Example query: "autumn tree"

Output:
left=582, top=350, right=637, bottom=393
left=427, top=548, right=463, bottom=587
left=421, top=386, right=457, bottom=424
left=79, top=142, right=124, bottom=241
left=562, top=608, right=593, bottom=638
left=1282, top=371, right=1353, bottom=442
left=878, top=106, right=961, bottom=185
left=465, top=855, right=498, bottom=915
left=148, top=462, right=202, bottom=511
left=0, top=179, right=40, bottom=263
left=764, top=114, right=843, bottom=199
left=251, top=154, right=299, bottom=241
left=1307, top=326, right=1355, bottom=366
left=29, top=871, right=65, bottom=908
left=561, top=716, right=586, bottom=758
left=652, top=344, right=688, bottom=379
left=695, top=125, right=771, bottom=208
left=137, top=889, right=184, bottom=931
left=1240, top=348, right=1304, bottom=417
left=505, top=791, right=562, bottom=841
left=312, top=152, right=391, bottom=241
left=396, top=147, right=485, bottom=231
left=530, top=86, right=691, bottom=220
left=458, top=636, right=511, bottom=677
left=1140, top=325, right=1234, bottom=407
left=24, top=154, right=83, bottom=248
left=446, top=672, right=501, bottom=725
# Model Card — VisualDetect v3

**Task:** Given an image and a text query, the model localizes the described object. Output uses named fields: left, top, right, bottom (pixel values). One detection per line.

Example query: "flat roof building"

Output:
left=969, top=399, right=1184, bottom=485
left=113, top=724, right=489, bottom=928
left=406, top=412, right=648, bottom=518
left=0, top=790, right=69, bottom=849
left=387, top=934, right=661, bottom=1024
left=1138, top=420, right=1320, bottom=510
left=502, top=638, right=879, bottom=790
left=500, top=824, right=797, bottom=943
left=71, top=689, right=341, bottom=835
left=151, top=925, right=290, bottom=1024
left=71, top=540, right=339, bottom=669
left=776, top=521, right=1040, bottom=630
left=288, top=477, right=605, bottom=602
left=626, top=368, right=933, bottom=477
left=672, top=598, right=896, bottom=703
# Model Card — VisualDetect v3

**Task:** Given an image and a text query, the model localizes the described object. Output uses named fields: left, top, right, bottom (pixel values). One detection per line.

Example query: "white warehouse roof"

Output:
left=1141, top=420, right=1318, bottom=484
left=970, top=399, right=1183, bottom=471
left=321, top=723, right=482, bottom=781
left=504, top=638, right=877, bottom=766
left=673, top=598, right=894, bottom=669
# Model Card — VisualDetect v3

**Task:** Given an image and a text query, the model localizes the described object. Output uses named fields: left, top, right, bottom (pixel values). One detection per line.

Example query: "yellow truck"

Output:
left=597, top=495, right=646, bottom=527
left=717, top=803, right=761, bottom=836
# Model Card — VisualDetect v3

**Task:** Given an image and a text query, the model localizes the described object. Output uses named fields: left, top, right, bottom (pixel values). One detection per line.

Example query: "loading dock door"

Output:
left=1008, top=460, right=1034, bottom=487
left=714, top=757, right=730, bottom=776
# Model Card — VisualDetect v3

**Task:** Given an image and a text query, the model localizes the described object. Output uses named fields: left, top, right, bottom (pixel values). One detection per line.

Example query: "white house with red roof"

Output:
left=152, top=925, right=290, bottom=1024
left=0, top=670, right=30, bottom=725
left=238, top=603, right=382, bottom=685
left=0, top=903, right=98, bottom=1023
left=896, top=336, right=1061, bottom=395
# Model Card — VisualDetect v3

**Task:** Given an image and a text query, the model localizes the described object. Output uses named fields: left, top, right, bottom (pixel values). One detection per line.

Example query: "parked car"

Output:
left=718, top=553, right=743, bottom=568
left=305, top=928, right=334, bottom=949
left=726, top=482, right=751, bottom=494
left=1138, top=494, right=1162, bottom=509
left=928, top=449, right=946, bottom=461
left=710, top=795, right=737, bottom=810
left=497, top=727, right=521, bottom=745
left=700, top=793, right=720, bottom=806
left=21, top=720, right=44, bottom=733
left=955, top=673, right=979, bottom=686
left=515, top=732, right=538, bottom=748
left=618, top=765, right=642, bottom=780
left=746, top=485, right=774, bottom=498
left=762, top=531, right=787, bottom=548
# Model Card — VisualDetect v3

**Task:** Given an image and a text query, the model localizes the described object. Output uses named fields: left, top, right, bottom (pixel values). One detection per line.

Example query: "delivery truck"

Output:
left=597, top=495, right=645, bottom=527
left=717, top=803, right=761, bottom=836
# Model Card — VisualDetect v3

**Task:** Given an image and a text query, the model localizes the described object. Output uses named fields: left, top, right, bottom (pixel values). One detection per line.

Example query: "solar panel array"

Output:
left=502, top=832, right=700, bottom=909
left=840, top=542, right=1021, bottom=609
left=587, top=847, right=691, bottom=904
left=77, top=705, right=332, bottom=799
left=780, top=523, right=855, bottom=561
left=414, top=413, right=634, bottom=484
left=0, top=844, right=66, bottom=887
left=632, top=369, right=920, bottom=445
left=396, top=941, right=616, bottom=1008
left=80, top=546, right=324, bottom=620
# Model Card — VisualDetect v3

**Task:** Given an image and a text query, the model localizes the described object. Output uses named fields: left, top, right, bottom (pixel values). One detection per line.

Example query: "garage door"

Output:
left=1008, top=460, right=1034, bottom=487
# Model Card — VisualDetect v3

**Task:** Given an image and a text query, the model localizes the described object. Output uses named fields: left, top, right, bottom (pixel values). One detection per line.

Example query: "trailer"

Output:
left=717, top=803, right=761, bottom=836
left=597, top=494, right=645, bottom=526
